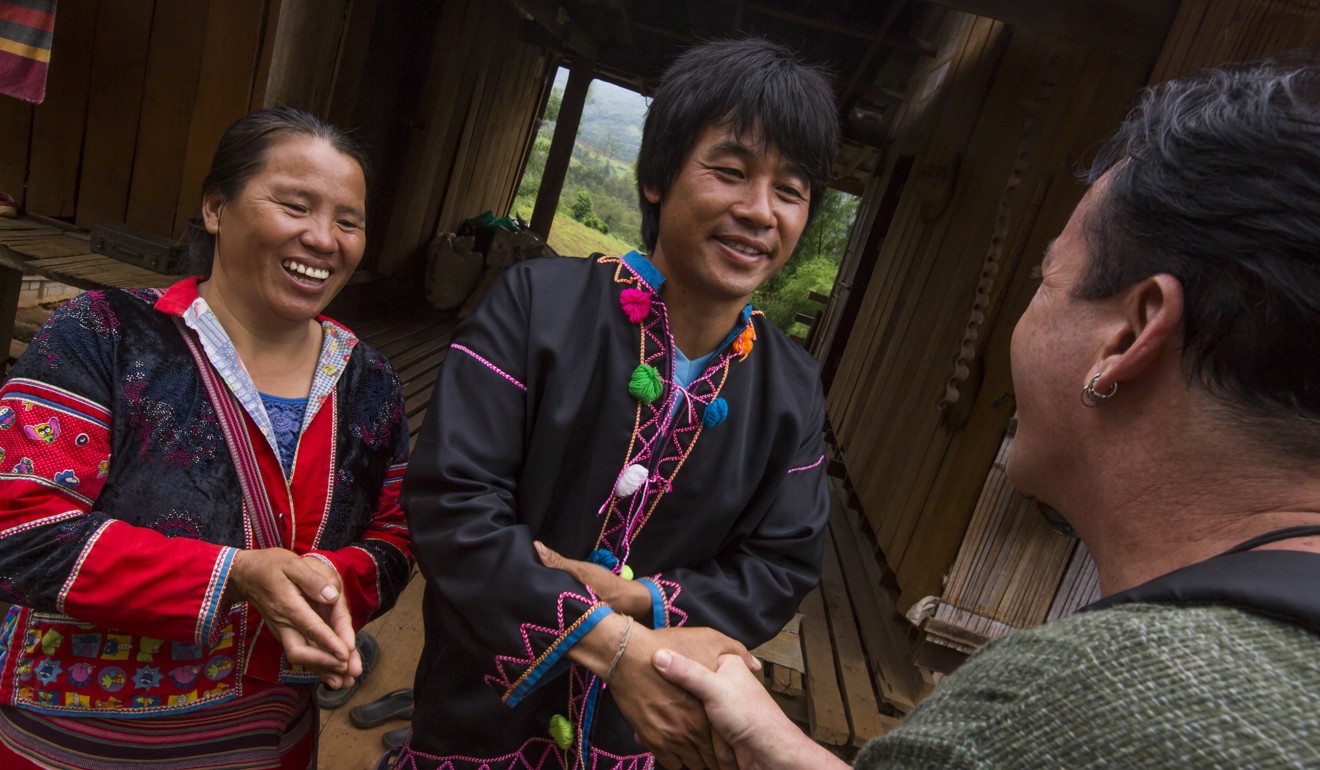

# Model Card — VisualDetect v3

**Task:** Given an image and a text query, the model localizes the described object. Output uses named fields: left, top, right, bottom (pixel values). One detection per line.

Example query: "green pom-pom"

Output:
left=628, top=364, right=663, bottom=404
left=549, top=713, right=574, bottom=750
left=620, top=564, right=634, bottom=581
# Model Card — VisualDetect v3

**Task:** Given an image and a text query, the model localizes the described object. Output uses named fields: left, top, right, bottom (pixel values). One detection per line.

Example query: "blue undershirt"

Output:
left=259, top=392, right=308, bottom=477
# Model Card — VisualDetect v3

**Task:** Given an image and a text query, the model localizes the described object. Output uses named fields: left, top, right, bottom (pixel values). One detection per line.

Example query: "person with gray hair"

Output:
left=653, top=58, right=1320, bottom=770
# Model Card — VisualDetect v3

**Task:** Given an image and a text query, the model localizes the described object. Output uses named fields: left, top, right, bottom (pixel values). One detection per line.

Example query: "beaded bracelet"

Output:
left=603, top=616, right=635, bottom=683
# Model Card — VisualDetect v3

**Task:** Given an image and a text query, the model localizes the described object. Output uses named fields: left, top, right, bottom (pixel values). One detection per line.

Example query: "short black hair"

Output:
left=189, top=107, right=369, bottom=272
left=635, top=37, right=840, bottom=252
left=1080, top=57, right=1320, bottom=456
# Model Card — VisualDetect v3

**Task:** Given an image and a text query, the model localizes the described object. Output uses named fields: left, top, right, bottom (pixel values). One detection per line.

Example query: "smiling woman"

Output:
left=0, top=108, right=413, bottom=769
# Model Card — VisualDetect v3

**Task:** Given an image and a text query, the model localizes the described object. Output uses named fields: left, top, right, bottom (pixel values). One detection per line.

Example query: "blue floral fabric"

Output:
left=259, top=394, right=308, bottom=478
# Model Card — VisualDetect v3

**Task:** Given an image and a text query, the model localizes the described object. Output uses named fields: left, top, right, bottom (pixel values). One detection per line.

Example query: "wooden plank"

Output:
left=26, top=0, right=100, bottom=218
left=827, top=476, right=921, bottom=712
left=124, top=0, right=210, bottom=237
left=799, top=586, right=848, bottom=747
left=0, top=98, right=32, bottom=209
left=819, top=527, right=889, bottom=747
left=750, top=615, right=804, bottom=673
left=374, top=0, right=483, bottom=276
left=75, top=0, right=155, bottom=229
left=172, top=0, right=268, bottom=236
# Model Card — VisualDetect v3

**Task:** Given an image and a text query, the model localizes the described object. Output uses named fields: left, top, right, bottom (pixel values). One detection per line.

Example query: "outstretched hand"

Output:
left=653, top=650, right=846, bottom=770
left=609, top=624, right=761, bottom=769
left=228, top=548, right=361, bottom=688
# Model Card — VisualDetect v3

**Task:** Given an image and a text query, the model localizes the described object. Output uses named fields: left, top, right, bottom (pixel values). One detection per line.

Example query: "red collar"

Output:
left=151, top=276, right=354, bottom=342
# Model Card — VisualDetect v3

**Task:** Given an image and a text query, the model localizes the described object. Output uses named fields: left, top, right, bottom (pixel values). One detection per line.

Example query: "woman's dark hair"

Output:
left=188, top=107, right=370, bottom=271
left=635, top=37, right=840, bottom=252
left=1081, top=57, right=1320, bottom=455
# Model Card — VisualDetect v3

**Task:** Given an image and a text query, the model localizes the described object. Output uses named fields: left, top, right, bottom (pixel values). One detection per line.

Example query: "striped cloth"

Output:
left=0, top=0, right=57, bottom=104
left=0, top=681, right=316, bottom=769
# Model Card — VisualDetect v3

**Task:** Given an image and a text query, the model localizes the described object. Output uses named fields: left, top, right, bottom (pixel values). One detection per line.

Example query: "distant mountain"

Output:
left=552, top=68, right=648, bottom=164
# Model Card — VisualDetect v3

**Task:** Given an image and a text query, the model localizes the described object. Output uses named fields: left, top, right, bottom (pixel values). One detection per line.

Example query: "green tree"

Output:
left=571, top=190, right=595, bottom=221
left=544, top=86, right=563, bottom=124
left=753, top=188, right=860, bottom=334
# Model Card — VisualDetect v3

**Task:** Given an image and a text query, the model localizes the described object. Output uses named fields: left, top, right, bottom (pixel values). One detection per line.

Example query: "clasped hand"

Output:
left=228, top=548, right=360, bottom=688
left=537, top=541, right=761, bottom=769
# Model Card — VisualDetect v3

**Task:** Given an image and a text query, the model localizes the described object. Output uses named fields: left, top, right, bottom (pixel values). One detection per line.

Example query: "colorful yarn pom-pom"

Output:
left=619, top=288, right=652, bottom=323
left=619, top=564, right=634, bottom=581
left=702, top=397, right=728, bottom=428
left=588, top=549, right=619, bottom=570
left=549, top=714, right=574, bottom=750
left=733, top=325, right=757, bottom=361
left=615, top=463, right=649, bottom=497
left=628, top=364, right=663, bottom=404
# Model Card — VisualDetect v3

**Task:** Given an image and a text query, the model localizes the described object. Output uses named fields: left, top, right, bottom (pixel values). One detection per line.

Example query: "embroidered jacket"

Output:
left=0, top=278, right=412, bottom=717
left=402, top=253, right=829, bottom=768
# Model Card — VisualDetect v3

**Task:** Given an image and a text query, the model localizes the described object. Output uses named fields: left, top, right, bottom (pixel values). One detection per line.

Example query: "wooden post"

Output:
left=529, top=62, right=591, bottom=240
left=0, top=266, right=23, bottom=368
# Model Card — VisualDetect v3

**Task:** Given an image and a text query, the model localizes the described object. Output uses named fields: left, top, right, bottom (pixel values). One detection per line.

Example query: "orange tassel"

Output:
left=733, top=326, right=756, bottom=361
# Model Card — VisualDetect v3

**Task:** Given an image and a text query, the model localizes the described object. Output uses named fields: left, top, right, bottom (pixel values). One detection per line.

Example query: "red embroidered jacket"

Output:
left=0, top=280, right=412, bottom=716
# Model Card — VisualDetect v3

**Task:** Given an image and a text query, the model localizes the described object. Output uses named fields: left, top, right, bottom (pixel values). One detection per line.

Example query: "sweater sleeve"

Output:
left=402, top=267, right=612, bottom=706
left=0, top=294, right=234, bottom=647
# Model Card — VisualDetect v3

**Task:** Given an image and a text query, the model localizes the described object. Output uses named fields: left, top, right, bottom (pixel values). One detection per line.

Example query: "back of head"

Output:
left=635, top=37, right=840, bottom=252
left=1081, top=57, right=1320, bottom=457
left=189, top=106, right=369, bottom=272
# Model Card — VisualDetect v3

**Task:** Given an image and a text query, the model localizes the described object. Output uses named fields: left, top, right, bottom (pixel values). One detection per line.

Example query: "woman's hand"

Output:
left=227, top=548, right=361, bottom=687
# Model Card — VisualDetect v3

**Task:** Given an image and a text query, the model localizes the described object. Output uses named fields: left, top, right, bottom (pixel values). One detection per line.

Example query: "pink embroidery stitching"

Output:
left=451, top=344, right=527, bottom=392
left=787, top=454, right=825, bottom=474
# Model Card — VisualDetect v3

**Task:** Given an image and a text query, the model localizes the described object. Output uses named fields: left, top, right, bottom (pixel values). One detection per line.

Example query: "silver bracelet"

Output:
left=603, top=615, right=635, bottom=683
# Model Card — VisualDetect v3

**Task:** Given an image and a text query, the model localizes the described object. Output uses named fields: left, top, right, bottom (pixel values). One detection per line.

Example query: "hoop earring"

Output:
left=1080, top=373, right=1118, bottom=407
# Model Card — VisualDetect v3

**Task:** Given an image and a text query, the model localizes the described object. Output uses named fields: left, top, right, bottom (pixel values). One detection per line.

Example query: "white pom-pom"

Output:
left=615, top=463, right=649, bottom=497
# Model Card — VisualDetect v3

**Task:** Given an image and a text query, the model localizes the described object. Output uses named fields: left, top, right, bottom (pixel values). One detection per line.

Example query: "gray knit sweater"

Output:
left=857, top=604, right=1320, bottom=769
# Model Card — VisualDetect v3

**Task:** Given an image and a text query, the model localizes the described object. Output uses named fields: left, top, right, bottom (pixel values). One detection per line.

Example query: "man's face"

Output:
left=645, top=123, right=812, bottom=306
left=1007, top=176, right=1114, bottom=500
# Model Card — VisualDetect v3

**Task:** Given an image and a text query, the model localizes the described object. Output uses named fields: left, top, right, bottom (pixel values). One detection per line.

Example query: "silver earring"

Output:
left=1080, top=373, right=1118, bottom=407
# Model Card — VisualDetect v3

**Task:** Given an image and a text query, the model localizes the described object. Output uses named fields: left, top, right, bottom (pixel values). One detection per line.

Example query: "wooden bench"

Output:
left=0, top=215, right=176, bottom=365
left=752, top=437, right=930, bottom=758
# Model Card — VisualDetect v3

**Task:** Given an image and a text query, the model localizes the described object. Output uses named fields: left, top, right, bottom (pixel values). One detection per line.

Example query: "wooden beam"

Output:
left=530, top=61, right=591, bottom=239
left=511, top=0, right=601, bottom=61
left=926, top=0, right=1180, bottom=61
left=725, top=0, right=936, bottom=56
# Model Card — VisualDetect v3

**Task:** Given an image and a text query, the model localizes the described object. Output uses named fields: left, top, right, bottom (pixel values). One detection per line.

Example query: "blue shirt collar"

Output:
left=620, top=251, right=754, bottom=351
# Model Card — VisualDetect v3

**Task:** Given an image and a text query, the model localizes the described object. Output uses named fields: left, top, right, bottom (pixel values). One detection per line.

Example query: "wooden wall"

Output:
left=373, top=0, right=553, bottom=278
left=0, top=0, right=274, bottom=239
left=0, top=0, right=551, bottom=281
left=824, top=14, right=1150, bottom=611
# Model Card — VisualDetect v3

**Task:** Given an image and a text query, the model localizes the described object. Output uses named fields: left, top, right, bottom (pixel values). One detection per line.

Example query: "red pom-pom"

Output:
left=619, top=288, right=652, bottom=323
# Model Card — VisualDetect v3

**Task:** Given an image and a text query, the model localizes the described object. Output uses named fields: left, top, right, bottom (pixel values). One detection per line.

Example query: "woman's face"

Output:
left=202, top=135, right=366, bottom=329
left=1007, top=179, right=1112, bottom=502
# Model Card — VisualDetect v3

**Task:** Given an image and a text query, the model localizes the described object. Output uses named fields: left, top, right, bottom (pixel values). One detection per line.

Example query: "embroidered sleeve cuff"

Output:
left=201, top=547, right=239, bottom=647
left=636, top=577, right=668, bottom=629
left=502, top=603, right=612, bottom=707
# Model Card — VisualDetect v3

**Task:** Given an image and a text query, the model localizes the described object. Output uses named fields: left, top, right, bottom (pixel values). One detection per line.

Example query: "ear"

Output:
left=1090, top=273, right=1184, bottom=392
left=643, top=185, right=661, bottom=205
left=201, top=191, right=225, bottom=234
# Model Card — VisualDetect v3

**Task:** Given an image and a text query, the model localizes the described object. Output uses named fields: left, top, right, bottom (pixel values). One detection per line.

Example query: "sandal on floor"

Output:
left=382, top=725, right=411, bottom=750
left=350, top=688, right=414, bottom=728
left=316, top=630, right=381, bottom=709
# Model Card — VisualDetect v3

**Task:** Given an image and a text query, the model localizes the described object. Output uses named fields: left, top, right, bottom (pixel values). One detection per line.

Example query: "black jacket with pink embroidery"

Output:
left=402, top=253, right=829, bottom=767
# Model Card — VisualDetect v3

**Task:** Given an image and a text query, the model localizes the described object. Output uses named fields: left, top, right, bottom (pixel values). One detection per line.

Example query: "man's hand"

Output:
left=607, top=624, right=761, bottom=769
left=535, top=541, right=651, bottom=619
left=227, top=548, right=361, bottom=688
left=653, top=650, right=848, bottom=770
